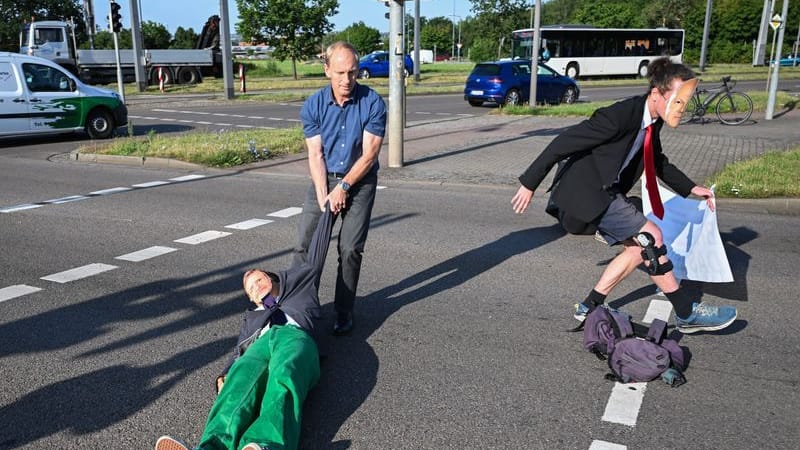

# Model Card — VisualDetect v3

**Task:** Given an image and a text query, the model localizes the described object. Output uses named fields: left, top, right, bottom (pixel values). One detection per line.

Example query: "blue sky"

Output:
left=91, top=1, right=472, bottom=35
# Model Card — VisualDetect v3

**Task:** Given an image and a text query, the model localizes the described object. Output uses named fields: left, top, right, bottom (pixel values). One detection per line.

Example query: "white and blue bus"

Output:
left=511, top=25, right=685, bottom=79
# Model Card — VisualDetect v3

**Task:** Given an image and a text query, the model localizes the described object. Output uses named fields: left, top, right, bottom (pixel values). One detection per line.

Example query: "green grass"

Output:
left=710, top=148, right=800, bottom=198
left=80, top=127, right=305, bottom=168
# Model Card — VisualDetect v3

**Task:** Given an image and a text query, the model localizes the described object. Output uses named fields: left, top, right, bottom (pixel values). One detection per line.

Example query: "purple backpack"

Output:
left=582, top=306, right=687, bottom=387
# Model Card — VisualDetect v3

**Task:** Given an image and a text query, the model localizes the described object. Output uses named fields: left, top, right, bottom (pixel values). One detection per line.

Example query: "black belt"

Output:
left=327, top=172, right=346, bottom=179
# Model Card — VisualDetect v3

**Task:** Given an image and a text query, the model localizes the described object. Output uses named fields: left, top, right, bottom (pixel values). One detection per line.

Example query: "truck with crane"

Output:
left=19, top=13, right=223, bottom=86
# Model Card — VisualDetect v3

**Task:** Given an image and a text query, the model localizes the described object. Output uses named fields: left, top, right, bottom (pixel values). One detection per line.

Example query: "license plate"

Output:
left=470, top=90, right=484, bottom=95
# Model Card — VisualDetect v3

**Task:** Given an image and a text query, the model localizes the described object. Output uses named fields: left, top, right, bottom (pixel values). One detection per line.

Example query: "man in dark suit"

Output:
left=511, top=57, right=737, bottom=334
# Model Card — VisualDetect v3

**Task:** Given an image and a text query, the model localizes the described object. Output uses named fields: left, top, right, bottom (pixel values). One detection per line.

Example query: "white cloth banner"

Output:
left=641, top=179, right=734, bottom=283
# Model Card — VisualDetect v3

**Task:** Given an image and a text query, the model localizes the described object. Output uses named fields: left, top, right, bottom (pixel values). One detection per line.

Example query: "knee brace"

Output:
left=635, top=232, right=673, bottom=275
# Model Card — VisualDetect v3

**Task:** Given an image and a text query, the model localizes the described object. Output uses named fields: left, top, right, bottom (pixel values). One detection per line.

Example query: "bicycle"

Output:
left=679, top=76, right=753, bottom=126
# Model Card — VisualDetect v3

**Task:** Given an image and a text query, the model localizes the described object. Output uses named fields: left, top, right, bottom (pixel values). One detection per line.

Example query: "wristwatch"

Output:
left=338, top=180, right=351, bottom=192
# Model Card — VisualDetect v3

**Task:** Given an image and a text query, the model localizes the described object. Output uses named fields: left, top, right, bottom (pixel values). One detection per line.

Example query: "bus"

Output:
left=511, top=25, right=684, bottom=79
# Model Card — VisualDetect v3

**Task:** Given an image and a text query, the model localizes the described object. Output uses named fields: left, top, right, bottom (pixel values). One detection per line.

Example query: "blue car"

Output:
left=358, top=51, right=414, bottom=79
left=771, top=55, right=800, bottom=67
left=464, top=59, right=580, bottom=107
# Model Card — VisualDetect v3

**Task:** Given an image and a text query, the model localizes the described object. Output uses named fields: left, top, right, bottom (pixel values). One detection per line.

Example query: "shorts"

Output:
left=597, top=194, right=647, bottom=245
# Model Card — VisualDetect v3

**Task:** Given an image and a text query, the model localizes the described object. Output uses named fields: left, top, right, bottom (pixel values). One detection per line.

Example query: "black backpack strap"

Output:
left=646, top=319, right=668, bottom=344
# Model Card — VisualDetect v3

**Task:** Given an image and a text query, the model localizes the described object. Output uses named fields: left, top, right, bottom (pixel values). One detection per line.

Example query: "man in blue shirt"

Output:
left=296, top=41, right=387, bottom=336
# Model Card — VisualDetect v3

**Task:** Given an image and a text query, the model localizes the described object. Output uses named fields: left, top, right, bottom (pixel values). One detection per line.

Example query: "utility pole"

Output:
left=219, top=0, right=234, bottom=99
left=414, top=0, right=420, bottom=81
left=766, top=0, right=789, bottom=120
left=699, top=0, right=712, bottom=72
left=128, top=0, right=147, bottom=92
left=388, top=0, right=405, bottom=167
left=754, top=0, right=774, bottom=65
left=528, top=0, right=541, bottom=109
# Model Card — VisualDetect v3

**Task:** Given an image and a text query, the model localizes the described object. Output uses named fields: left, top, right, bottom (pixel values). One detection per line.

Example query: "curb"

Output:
left=71, top=151, right=206, bottom=170
left=716, top=197, right=800, bottom=216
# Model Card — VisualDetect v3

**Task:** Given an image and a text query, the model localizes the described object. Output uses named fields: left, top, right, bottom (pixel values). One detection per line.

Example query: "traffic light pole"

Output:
left=219, top=0, right=235, bottom=99
left=109, top=1, right=125, bottom=103
left=129, top=0, right=147, bottom=92
left=388, top=0, right=405, bottom=168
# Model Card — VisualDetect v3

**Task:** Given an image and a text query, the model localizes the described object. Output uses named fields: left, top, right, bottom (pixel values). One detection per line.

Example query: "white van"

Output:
left=0, top=52, right=126, bottom=139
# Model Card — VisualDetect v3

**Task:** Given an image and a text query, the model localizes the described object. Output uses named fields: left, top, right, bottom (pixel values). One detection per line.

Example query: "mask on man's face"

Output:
left=664, top=78, right=698, bottom=128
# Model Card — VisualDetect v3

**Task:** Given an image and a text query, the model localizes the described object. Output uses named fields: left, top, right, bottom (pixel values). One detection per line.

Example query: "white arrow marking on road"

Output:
left=174, top=230, right=232, bottom=245
left=116, top=246, right=178, bottom=262
left=41, top=263, right=118, bottom=284
left=0, top=285, right=42, bottom=303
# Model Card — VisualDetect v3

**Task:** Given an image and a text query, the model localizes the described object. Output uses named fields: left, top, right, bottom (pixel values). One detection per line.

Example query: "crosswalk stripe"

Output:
left=174, top=230, right=231, bottom=245
left=225, top=218, right=274, bottom=230
left=267, top=207, right=302, bottom=218
left=116, top=246, right=178, bottom=262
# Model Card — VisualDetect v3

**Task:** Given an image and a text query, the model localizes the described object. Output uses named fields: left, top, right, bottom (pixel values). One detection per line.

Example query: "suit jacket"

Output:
left=519, top=94, right=696, bottom=231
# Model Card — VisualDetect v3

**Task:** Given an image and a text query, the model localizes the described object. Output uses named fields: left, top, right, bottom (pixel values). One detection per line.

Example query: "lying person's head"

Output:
left=243, top=269, right=279, bottom=306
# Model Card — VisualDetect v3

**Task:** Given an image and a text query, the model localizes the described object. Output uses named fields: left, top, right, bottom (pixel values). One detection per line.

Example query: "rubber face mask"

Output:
left=664, top=78, right=698, bottom=128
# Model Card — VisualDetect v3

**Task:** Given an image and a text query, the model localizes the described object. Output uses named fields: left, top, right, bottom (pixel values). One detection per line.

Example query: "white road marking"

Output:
left=132, top=181, right=171, bottom=188
left=90, top=187, right=132, bottom=195
left=196, top=121, right=213, bottom=125
left=174, top=230, right=231, bottom=245
left=225, top=218, right=274, bottom=230
left=642, top=299, right=673, bottom=324
left=267, top=207, right=302, bottom=218
left=45, top=195, right=89, bottom=204
left=376, top=185, right=387, bottom=190
left=602, top=382, right=648, bottom=426
left=589, top=440, right=627, bottom=450
left=115, top=246, right=178, bottom=262
left=169, top=175, right=206, bottom=182
left=248, top=116, right=265, bottom=119
left=41, top=263, right=118, bottom=283
left=0, top=285, right=42, bottom=303
left=0, top=204, right=43, bottom=213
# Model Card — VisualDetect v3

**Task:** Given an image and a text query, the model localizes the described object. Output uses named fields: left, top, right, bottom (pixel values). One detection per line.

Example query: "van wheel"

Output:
left=176, top=67, right=201, bottom=84
left=638, top=61, right=650, bottom=78
left=86, top=109, right=114, bottom=139
left=566, top=63, right=579, bottom=79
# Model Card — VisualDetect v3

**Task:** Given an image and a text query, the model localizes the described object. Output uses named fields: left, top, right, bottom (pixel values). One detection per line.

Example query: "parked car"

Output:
left=771, top=54, right=800, bottom=67
left=463, top=59, right=580, bottom=107
left=0, top=52, right=126, bottom=139
left=358, top=51, right=414, bottom=78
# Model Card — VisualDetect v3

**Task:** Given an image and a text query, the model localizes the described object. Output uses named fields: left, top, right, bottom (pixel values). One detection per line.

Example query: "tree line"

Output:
left=2, top=0, right=797, bottom=71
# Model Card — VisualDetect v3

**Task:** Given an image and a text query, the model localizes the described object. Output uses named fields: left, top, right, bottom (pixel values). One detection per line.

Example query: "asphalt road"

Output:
left=1, top=91, right=799, bottom=449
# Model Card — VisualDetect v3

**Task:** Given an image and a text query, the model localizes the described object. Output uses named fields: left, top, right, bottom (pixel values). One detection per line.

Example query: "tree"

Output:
left=141, top=20, right=171, bottom=49
left=331, top=21, right=382, bottom=56
left=236, top=0, right=339, bottom=79
left=469, top=0, right=530, bottom=60
left=171, top=26, right=199, bottom=49
left=89, top=29, right=132, bottom=49
left=420, top=16, right=454, bottom=57
left=1, top=0, right=82, bottom=52
left=573, top=0, right=647, bottom=28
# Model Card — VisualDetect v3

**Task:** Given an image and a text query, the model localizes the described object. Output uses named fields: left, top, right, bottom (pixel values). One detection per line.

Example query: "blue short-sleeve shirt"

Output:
left=300, top=83, right=387, bottom=175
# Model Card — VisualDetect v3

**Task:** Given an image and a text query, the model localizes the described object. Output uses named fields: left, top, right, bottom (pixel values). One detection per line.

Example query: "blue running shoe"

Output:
left=574, top=302, right=592, bottom=321
left=676, top=302, right=737, bottom=333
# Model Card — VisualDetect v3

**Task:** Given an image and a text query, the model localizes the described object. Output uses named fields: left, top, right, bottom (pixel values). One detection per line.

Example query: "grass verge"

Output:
left=709, top=147, right=800, bottom=198
left=80, top=127, right=305, bottom=168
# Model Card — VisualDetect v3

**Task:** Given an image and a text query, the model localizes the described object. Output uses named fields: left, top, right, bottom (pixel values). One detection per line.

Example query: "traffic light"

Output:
left=109, top=1, right=122, bottom=33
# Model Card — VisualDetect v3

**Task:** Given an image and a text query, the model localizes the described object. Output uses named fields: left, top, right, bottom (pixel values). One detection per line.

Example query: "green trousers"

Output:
left=197, top=324, right=320, bottom=450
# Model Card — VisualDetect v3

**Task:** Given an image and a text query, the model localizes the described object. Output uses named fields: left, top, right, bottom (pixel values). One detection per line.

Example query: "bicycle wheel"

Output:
left=680, top=95, right=701, bottom=124
left=716, top=91, right=753, bottom=125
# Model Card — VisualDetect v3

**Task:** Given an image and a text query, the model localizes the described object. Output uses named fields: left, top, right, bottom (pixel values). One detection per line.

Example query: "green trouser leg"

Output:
left=197, top=325, right=320, bottom=450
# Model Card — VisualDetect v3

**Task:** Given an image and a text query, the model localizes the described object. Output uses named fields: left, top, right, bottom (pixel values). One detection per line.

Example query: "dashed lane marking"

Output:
left=132, top=181, right=171, bottom=188
left=41, top=263, right=118, bottom=284
left=589, top=440, right=627, bottom=450
left=174, top=230, right=232, bottom=245
left=0, top=285, right=42, bottom=303
left=45, top=195, right=89, bottom=204
left=115, top=246, right=178, bottom=262
left=1, top=204, right=43, bottom=213
left=268, top=207, right=302, bottom=218
left=170, top=175, right=207, bottom=182
left=90, top=187, right=132, bottom=195
left=225, top=218, right=274, bottom=230
left=601, top=382, right=648, bottom=426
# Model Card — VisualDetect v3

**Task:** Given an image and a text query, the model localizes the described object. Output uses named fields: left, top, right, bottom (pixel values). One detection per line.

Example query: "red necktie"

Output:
left=643, top=125, right=664, bottom=219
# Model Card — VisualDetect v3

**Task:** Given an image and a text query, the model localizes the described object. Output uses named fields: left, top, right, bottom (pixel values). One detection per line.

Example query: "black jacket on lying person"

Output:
left=218, top=206, right=335, bottom=380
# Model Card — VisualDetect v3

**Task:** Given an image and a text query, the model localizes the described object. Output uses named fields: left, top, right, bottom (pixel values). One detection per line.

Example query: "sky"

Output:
left=90, top=1, right=473, bottom=36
